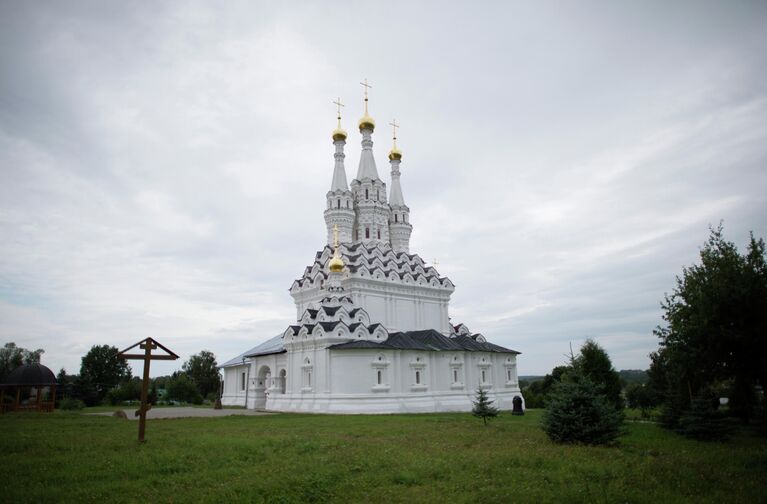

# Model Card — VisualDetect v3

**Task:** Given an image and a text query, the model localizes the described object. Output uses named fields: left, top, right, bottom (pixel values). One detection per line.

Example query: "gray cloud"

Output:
left=1, top=1, right=766, bottom=376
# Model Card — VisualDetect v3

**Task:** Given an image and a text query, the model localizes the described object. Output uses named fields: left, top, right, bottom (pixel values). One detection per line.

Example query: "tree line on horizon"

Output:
left=523, top=224, right=767, bottom=442
left=1, top=342, right=222, bottom=408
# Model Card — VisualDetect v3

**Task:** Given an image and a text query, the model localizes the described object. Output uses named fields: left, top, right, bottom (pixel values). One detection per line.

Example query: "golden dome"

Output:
left=332, top=127, right=348, bottom=141
left=328, top=253, right=345, bottom=273
left=358, top=114, right=375, bottom=131
left=388, top=146, right=402, bottom=161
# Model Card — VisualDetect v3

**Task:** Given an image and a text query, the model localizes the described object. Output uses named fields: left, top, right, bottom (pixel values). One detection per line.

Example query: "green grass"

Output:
left=1, top=409, right=765, bottom=503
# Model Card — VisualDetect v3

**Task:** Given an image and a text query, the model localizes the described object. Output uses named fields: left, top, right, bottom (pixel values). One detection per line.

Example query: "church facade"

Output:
left=220, top=89, right=524, bottom=413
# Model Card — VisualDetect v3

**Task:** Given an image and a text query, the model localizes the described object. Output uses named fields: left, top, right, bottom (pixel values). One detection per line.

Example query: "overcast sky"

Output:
left=1, top=1, right=766, bottom=377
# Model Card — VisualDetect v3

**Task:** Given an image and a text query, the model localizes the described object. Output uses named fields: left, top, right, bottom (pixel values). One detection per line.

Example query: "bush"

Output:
left=166, top=373, right=203, bottom=405
left=471, top=388, right=499, bottom=426
left=542, top=375, right=624, bottom=445
left=677, top=394, right=736, bottom=441
left=59, top=398, right=85, bottom=411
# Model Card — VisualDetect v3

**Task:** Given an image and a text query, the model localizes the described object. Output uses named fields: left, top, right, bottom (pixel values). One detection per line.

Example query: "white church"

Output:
left=221, top=85, right=524, bottom=413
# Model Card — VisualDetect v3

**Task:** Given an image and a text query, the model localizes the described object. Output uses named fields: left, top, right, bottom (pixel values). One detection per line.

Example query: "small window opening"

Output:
left=346, top=200, right=350, bottom=208
left=482, top=370, right=486, bottom=382
left=365, top=228, right=370, bottom=239
left=453, top=369, right=458, bottom=383
left=365, top=188, right=369, bottom=199
left=337, top=199, right=340, bottom=208
left=415, top=371, right=421, bottom=385
left=377, top=370, right=382, bottom=385
left=241, top=372, right=246, bottom=391
left=507, top=369, right=512, bottom=381
left=377, top=229, right=381, bottom=239
left=395, top=214, right=398, bottom=223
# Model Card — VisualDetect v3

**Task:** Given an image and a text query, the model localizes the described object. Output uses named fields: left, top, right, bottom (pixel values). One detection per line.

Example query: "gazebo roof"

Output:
left=2, top=363, right=57, bottom=386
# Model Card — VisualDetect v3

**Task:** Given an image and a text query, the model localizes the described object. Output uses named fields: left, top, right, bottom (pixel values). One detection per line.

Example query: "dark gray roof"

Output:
left=220, top=333, right=285, bottom=368
left=328, top=329, right=520, bottom=354
left=2, top=363, right=57, bottom=386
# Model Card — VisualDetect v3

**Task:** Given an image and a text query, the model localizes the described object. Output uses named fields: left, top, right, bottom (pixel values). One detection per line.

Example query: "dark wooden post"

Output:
left=117, top=338, right=179, bottom=443
left=15, top=387, right=21, bottom=412
left=0, top=388, right=5, bottom=414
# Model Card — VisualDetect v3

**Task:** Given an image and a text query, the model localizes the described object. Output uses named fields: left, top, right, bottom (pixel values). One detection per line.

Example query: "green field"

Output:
left=1, top=409, right=765, bottom=503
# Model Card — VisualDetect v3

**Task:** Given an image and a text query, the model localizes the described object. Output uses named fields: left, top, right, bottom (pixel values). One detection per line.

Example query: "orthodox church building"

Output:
left=221, top=85, right=524, bottom=413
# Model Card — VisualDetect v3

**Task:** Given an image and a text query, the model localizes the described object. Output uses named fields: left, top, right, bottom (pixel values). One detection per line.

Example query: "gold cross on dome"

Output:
left=360, top=78, right=372, bottom=99
left=389, top=119, right=399, bottom=141
left=332, top=97, right=344, bottom=118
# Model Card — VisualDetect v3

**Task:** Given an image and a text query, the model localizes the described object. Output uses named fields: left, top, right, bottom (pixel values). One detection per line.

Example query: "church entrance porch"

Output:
left=254, top=365, right=271, bottom=410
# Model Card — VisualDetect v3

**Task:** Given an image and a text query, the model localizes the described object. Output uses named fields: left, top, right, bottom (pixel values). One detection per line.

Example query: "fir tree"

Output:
left=472, top=388, right=499, bottom=426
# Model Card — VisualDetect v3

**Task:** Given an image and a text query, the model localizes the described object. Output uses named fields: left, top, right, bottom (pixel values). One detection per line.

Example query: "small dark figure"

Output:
left=512, top=396, right=525, bottom=415
left=112, top=410, right=128, bottom=419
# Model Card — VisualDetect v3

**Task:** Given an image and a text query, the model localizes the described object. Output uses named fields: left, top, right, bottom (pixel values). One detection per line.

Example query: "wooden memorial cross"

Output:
left=117, top=338, right=179, bottom=442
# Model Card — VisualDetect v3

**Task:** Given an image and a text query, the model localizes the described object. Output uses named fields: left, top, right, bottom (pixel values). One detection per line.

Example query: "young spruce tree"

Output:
left=472, top=388, right=499, bottom=426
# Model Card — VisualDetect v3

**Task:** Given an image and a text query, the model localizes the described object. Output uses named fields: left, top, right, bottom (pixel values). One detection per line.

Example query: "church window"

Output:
left=507, top=369, right=512, bottom=381
left=337, top=199, right=340, bottom=209
left=482, top=370, right=486, bottom=383
left=308, top=372, right=312, bottom=387
left=241, top=372, right=246, bottom=391
left=453, top=369, right=458, bottom=383
left=377, top=229, right=381, bottom=239
left=376, top=189, right=379, bottom=200
left=395, top=214, right=398, bottom=223
left=365, top=188, right=369, bottom=199
left=415, top=371, right=421, bottom=384
left=365, top=228, right=370, bottom=239
left=377, top=370, right=382, bottom=385
left=346, top=200, right=350, bottom=208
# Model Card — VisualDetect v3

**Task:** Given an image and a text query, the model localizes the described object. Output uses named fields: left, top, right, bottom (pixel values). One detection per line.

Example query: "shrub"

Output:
left=542, top=375, right=624, bottom=445
left=166, top=373, right=203, bottom=404
left=677, top=394, right=736, bottom=441
left=472, top=388, right=499, bottom=426
left=59, top=398, right=85, bottom=411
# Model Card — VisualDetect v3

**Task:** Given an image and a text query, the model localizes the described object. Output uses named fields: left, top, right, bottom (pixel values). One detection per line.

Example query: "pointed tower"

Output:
left=387, top=120, right=413, bottom=253
left=324, top=98, right=355, bottom=245
left=350, top=79, right=391, bottom=245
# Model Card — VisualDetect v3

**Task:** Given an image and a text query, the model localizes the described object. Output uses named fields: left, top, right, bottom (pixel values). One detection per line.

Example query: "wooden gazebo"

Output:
left=0, top=363, right=57, bottom=413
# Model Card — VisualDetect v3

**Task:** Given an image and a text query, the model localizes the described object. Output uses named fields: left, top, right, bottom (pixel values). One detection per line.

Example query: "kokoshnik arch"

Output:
left=220, top=81, right=524, bottom=413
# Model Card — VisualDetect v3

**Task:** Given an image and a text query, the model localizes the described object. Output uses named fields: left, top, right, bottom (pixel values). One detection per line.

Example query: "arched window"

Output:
left=365, top=228, right=370, bottom=239
left=453, top=369, right=458, bottom=383
left=482, top=370, right=486, bottom=383
left=415, top=371, right=421, bottom=384
left=377, top=370, right=382, bottom=385
left=337, top=199, right=340, bottom=209
left=365, top=188, right=369, bottom=199
left=395, top=214, right=398, bottom=223
left=346, top=200, right=350, bottom=208
left=377, top=229, right=381, bottom=239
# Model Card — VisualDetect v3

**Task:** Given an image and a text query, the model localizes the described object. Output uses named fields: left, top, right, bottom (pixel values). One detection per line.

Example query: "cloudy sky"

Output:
left=1, top=1, right=765, bottom=377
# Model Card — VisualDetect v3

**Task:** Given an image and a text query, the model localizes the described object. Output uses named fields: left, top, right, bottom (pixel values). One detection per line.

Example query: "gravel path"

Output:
left=90, top=407, right=271, bottom=420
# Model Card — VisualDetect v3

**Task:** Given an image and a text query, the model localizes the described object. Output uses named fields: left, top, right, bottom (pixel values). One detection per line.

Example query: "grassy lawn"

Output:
left=1, top=409, right=765, bottom=503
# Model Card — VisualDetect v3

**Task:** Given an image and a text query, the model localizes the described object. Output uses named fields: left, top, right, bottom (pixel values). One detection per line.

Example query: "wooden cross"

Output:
left=117, top=337, right=179, bottom=443
left=389, top=119, right=399, bottom=142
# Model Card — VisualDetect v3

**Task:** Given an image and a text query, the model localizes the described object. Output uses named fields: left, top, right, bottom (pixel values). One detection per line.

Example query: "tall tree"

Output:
left=653, top=225, right=767, bottom=423
left=182, top=350, right=220, bottom=398
left=78, top=345, right=132, bottom=405
left=0, top=342, right=44, bottom=381
left=575, top=339, right=624, bottom=410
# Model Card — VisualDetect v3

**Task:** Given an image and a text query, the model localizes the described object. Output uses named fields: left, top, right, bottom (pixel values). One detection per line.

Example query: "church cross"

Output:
left=432, top=258, right=439, bottom=266
left=360, top=78, right=372, bottom=99
left=389, top=119, right=399, bottom=142
left=333, top=97, right=344, bottom=119
left=117, top=337, right=179, bottom=443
